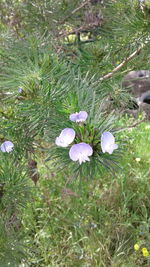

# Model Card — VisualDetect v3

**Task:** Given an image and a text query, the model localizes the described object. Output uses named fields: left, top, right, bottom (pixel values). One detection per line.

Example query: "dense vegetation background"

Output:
left=0, top=0, right=150, bottom=266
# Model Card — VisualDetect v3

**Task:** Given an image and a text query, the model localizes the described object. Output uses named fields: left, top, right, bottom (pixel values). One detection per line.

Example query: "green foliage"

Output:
left=0, top=154, right=32, bottom=265
left=0, top=156, right=31, bottom=211
left=19, top=120, right=150, bottom=266
left=0, top=219, right=26, bottom=267
left=0, top=0, right=150, bottom=266
left=0, top=35, right=123, bottom=179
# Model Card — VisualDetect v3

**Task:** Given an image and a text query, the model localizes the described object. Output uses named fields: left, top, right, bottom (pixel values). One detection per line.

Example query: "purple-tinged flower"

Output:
left=0, top=141, right=14, bottom=153
left=101, top=132, right=118, bottom=154
left=69, top=111, right=88, bottom=123
left=55, top=128, right=75, bottom=147
left=18, top=87, right=23, bottom=93
left=69, top=142, right=93, bottom=164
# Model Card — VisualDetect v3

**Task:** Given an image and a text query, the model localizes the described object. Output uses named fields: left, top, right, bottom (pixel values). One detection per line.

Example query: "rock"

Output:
left=123, top=70, right=150, bottom=119
left=123, top=70, right=150, bottom=97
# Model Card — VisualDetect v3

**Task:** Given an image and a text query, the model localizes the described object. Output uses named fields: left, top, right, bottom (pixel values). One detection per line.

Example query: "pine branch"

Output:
left=60, top=0, right=91, bottom=24
left=99, top=43, right=145, bottom=81
left=70, top=0, right=90, bottom=15
left=116, top=118, right=146, bottom=133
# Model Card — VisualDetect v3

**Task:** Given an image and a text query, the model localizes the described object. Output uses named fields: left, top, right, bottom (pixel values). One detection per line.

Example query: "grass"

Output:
left=19, top=115, right=150, bottom=266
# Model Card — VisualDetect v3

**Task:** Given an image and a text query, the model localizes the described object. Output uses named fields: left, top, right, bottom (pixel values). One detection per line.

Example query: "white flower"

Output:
left=0, top=141, right=14, bottom=153
left=135, top=158, right=141, bottom=162
left=55, top=128, right=75, bottom=147
left=69, top=142, right=93, bottom=164
left=101, top=132, right=118, bottom=154
left=69, top=111, right=88, bottom=123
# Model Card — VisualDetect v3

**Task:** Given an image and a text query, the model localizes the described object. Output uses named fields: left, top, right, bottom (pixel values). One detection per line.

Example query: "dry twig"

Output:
left=99, top=43, right=145, bottom=81
left=116, top=118, right=146, bottom=133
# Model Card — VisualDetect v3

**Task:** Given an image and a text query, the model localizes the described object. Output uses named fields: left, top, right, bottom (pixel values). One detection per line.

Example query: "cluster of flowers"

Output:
left=0, top=141, right=14, bottom=153
left=55, top=111, right=118, bottom=165
left=134, top=243, right=149, bottom=257
left=0, top=111, right=118, bottom=162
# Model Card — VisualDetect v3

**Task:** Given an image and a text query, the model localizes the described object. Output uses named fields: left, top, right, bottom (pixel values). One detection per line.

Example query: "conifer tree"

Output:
left=0, top=0, right=150, bottom=265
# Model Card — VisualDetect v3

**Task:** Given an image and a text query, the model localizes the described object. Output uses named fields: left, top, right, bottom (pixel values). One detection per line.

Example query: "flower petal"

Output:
left=77, top=111, right=88, bottom=122
left=69, top=112, right=78, bottom=122
left=55, top=137, right=69, bottom=147
left=101, top=132, right=118, bottom=154
left=55, top=128, right=75, bottom=147
left=59, top=128, right=75, bottom=143
left=69, top=142, right=93, bottom=164
left=0, top=141, right=14, bottom=153
left=69, top=111, right=88, bottom=122
left=101, top=132, right=115, bottom=144
left=107, top=144, right=118, bottom=154
left=18, top=87, right=23, bottom=93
